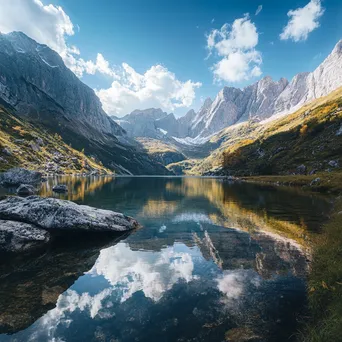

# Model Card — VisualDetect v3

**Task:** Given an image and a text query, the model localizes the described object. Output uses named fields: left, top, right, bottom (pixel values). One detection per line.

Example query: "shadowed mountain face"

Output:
left=0, top=232, right=129, bottom=334
left=0, top=177, right=331, bottom=341
left=0, top=32, right=169, bottom=175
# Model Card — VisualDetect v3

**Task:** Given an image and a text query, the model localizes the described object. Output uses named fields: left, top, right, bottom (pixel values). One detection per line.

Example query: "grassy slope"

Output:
left=136, top=137, right=186, bottom=166
left=298, top=197, right=342, bottom=341
left=166, top=159, right=200, bottom=175
left=0, top=105, right=110, bottom=173
left=243, top=172, right=342, bottom=194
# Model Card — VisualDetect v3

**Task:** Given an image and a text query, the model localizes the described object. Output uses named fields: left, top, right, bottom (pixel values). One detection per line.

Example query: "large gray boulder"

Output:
left=0, top=168, right=42, bottom=187
left=0, top=220, right=49, bottom=252
left=0, top=196, right=139, bottom=232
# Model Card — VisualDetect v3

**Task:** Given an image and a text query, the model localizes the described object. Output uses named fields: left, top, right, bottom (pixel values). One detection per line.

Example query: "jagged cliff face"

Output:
left=114, top=108, right=168, bottom=138
left=0, top=32, right=170, bottom=175
left=189, top=77, right=289, bottom=138
left=114, top=108, right=188, bottom=139
left=275, top=40, right=342, bottom=114
left=189, top=40, right=342, bottom=139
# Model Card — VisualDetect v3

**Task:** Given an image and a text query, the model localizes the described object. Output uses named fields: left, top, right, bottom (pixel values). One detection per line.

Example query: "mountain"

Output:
left=115, top=40, right=342, bottom=144
left=188, top=86, right=342, bottom=176
left=0, top=32, right=170, bottom=175
left=0, top=104, right=109, bottom=174
left=186, top=40, right=342, bottom=139
left=113, top=108, right=168, bottom=138
left=112, top=108, right=186, bottom=139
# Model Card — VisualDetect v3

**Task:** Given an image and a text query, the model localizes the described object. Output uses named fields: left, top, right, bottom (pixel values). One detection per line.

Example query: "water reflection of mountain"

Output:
left=73, top=177, right=331, bottom=239
left=6, top=240, right=306, bottom=342
left=42, top=176, right=328, bottom=279
left=40, top=175, right=114, bottom=202
left=0, top=176, right=328, bottom=342
left=0, top=233, right=128, bottom=334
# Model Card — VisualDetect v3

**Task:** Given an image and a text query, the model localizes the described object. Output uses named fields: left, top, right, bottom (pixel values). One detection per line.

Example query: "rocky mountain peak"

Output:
left=128, top=108, right=167, bottom=120
left=202, top=97, right=213, bottom=109
left=332, top=39, right=342, bottom=55
left=4, top=31, right=37, bottom=50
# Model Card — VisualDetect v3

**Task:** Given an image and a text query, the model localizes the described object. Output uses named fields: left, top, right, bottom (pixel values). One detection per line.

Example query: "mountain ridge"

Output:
left=114, top=39, right=342, bottom=143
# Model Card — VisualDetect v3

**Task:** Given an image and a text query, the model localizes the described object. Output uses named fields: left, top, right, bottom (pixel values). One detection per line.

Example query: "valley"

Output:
left=0, top=18, right=342, bottom=342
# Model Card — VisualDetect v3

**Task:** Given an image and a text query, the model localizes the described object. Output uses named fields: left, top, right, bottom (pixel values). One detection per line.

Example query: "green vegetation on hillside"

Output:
left=188, top=88, right=342, bottom=176
left=220, top=88, right=342, bottom=176
left=137, top=137, right=186, bottom=166
left=299, top=197, right=342, bottom=342
left=242, top=172, right=342, bottom=195
left=166, top=159, right=200, bottom=175
left=0, top=105, right=110, bottom=174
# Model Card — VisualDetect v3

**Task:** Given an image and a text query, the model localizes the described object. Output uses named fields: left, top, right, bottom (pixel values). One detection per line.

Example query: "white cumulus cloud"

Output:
left=96, top=64, right=201, bottom=116
left=207, top=14, right=262, bottom=83
left=0, top=0, right=201, bottom=114
left=0, top=0, right=86, bottom=75
left=280, top=0, right=324, bottom=42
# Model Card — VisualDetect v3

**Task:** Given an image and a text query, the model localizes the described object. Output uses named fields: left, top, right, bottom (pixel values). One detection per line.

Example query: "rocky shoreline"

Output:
left=0, top=168, right=139, bottom=252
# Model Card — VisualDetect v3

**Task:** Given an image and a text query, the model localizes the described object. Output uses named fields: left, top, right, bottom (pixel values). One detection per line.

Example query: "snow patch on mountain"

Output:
left=158, top=128, right=168, bottom=135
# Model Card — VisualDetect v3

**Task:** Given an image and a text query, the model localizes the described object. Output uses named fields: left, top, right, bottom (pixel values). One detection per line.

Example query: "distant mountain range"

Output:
left=1, top=31, right=341, bottom=175
left=0, top=32, right=169, bottom=175
left=113, top=40, right=342, bottom=144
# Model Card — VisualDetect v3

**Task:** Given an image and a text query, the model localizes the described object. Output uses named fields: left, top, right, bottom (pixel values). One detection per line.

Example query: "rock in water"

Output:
left=16, top=184, right=37, bottom=196
left=0, top=168, right=42, bottom=187
left=0, top=220, right=50, bottom=252
left=52, top=184, right=68, bottom=193
left=0, top=196, right=139, bottom=232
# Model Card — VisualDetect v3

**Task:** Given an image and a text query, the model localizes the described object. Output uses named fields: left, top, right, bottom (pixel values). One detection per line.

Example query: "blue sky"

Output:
left=1, top=0, right=342, bottom=116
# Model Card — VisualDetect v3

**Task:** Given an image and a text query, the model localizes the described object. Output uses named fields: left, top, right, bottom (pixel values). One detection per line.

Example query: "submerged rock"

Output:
left=0, top=220, right=49, bottom=252
left=0, top=196, right=139, bottom=232
left=0, top=168, right=42, bottom=187
left=52, top=184, right=68, bottom=193
left=16, top=184, right=36, bottom=196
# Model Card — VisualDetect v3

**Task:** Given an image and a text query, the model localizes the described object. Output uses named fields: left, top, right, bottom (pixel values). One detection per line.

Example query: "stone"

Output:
left=0, top=168, right=42, bottom=187
left=296, top=164, right=307, bottom=175
left=0, top=220, right=49, bottom=252
left=328, top=160, right=339, bottom=168
left=0, top=196, right=139, bottom=232
left=2, top=147, right=12, bottom=156
left=52, top=184, right=68, bottom=193
left=29, top=141, right=40, bottom=152
left=16, top=184, right=36, bottom=196
left=36, top=137, right=44, bottom=146
left=336, top=125, right=342, bottom=136
left=257, top=148, right=265, bottom=158
left=310, top=177, right=321, bottom=186
left=0, top=157, right=8, bottom=164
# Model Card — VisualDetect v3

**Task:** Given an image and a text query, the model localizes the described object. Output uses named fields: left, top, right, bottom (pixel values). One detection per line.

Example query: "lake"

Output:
left=0, top=176, right=332, bottom=342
